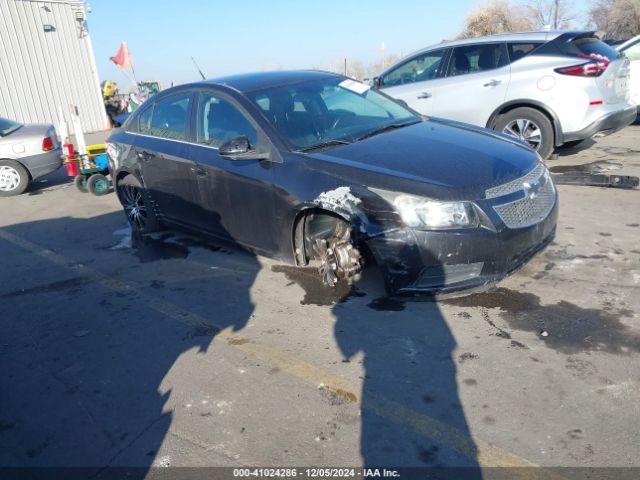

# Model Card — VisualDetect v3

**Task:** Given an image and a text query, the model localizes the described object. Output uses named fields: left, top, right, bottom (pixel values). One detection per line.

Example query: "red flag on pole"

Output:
left=110, top=41, right=132, bottom=69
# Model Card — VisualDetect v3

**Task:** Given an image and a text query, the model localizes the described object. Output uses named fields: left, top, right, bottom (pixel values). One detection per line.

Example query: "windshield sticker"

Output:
left=339, top=79, right=370, bottom=95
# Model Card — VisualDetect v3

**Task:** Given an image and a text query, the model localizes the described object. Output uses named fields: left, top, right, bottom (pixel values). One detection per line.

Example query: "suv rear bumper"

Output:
left=563, top=106, right=637, bottom=143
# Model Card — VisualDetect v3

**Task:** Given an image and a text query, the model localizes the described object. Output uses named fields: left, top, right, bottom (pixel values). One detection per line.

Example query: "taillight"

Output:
left=42, top=136, right=54, bottom=151
left=555, top=54, right=610, bottom=78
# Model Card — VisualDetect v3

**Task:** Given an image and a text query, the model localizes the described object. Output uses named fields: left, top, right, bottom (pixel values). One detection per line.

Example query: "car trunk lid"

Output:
left=597, top=57, right=631, bottom=104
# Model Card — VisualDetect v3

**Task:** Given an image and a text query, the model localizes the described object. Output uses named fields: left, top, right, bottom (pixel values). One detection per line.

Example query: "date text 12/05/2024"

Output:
left=232, top=468, right=400, bottom=478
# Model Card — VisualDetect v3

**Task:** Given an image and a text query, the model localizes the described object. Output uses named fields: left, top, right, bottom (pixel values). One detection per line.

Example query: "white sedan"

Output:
left=0, top=117, right=61, bottom=196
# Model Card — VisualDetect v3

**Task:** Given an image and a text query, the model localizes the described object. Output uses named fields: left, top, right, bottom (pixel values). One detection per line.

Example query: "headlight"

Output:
left=371, top=188, right=478, bottom=229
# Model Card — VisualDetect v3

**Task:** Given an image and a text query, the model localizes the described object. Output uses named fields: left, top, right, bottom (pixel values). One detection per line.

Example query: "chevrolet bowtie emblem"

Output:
left=523, top=178, right=542, bottom=199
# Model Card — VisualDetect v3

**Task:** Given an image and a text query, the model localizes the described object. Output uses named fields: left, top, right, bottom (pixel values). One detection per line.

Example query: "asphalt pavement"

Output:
left=1, top=127, right=639, bottom=478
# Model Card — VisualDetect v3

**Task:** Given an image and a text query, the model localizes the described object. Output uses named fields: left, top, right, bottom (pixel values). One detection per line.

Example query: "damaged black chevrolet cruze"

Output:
left=106, top=70, right=558, bottom=296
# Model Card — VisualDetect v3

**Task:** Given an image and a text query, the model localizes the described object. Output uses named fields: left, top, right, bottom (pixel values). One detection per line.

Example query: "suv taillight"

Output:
left=42, top=136, right=55, bottom=151
left=555, top=54, right=610, bottom=78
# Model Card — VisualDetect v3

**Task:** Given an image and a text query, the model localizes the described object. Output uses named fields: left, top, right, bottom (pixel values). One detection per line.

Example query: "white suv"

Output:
left=374, top=31, right=636, bottom=158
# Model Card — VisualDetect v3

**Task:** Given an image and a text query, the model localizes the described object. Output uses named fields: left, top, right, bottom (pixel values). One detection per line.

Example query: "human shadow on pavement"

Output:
left=332, top=255, right=482, bottom=478
left=0, top=206, right=260, bottom=479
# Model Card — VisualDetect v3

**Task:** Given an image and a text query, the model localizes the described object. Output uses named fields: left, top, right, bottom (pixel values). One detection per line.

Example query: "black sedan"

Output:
left=106, top=70, right=557, bottom=296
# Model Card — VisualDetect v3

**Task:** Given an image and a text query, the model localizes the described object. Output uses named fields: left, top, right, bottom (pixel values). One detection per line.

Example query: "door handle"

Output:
left=136, top=150, right=152, bottom=161
left=417, top=92, right=432, bottom=99
left=190, top=166, right=208, bottom=177
left=483, top=79, right=501, bottom=87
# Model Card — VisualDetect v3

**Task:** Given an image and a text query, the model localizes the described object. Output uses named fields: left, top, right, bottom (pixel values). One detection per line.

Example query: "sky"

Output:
left=88, top=0, right=591, bottom=87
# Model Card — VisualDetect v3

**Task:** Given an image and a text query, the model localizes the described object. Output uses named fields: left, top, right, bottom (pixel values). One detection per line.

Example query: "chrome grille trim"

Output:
left=493, top=176, right=556, bottom=229
left=485, top=163, right=546, bottom=199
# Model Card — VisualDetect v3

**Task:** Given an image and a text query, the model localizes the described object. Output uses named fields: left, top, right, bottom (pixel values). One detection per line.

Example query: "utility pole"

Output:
left=344, top=58, right=347, bottom=76
left=553, top=0, right=559, bottom=29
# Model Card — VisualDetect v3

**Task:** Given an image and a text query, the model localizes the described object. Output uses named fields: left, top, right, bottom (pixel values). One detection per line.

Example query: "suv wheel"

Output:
left=0, top=160, right=29, bottom=196
left=495, top=108, right=554, bottom=159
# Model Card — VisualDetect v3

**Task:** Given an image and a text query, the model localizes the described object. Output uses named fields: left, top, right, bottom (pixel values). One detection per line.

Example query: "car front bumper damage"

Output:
left=365, top=202, right=558, bottom=297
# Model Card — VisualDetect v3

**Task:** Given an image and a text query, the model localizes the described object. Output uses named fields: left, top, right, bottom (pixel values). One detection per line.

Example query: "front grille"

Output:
left=485, top=163, right=546, bottom=199
left=489, top=164, right=556, bottom=229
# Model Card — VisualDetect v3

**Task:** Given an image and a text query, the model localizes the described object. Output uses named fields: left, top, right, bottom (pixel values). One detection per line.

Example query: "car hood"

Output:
left=307, top=119, right=539, bottom=199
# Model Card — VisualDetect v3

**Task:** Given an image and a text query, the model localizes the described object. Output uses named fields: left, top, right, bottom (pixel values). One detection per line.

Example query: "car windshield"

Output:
left=248, top=77, right=419, bottom=150
left=0, top=117, right=22, bottom=137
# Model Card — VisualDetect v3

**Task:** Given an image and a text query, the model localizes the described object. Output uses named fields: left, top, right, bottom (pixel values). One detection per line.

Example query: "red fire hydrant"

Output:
left=63, top=143, right=78, bottom=177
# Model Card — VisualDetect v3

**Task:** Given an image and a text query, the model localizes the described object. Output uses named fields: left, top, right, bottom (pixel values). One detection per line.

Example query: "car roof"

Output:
left=198, top=70, right=343, bottom=93
left=397, top=30, right=595, bottom=58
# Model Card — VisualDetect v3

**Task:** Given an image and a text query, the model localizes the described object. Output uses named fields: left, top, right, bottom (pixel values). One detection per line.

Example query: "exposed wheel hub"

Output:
left=313, top=223, right=362, bottom=287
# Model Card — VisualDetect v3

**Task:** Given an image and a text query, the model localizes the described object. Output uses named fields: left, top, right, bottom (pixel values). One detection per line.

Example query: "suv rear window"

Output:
left=562, top=36, right=620, bottom=61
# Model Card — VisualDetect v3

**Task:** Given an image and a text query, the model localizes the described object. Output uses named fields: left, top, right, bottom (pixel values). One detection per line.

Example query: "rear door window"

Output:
left=507, top=42, right=543, bottom=63
left=380, top=49, right=446, bottom=87
left=148, top=94, right=191, bottom=141
left=138, top=106, right=153, bottom=134
left=448, top=43, right=508, bottom=76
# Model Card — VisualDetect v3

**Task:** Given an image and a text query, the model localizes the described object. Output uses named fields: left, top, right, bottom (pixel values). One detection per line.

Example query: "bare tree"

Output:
left=459, top=0, right=535, bottom=38
left=318, top=55, right=400, bottom=81
left=367, top=54, right=400, bottom=78
left=589, top=0, right=640, bottom=39
left=527, top=0, right=575, bottom=29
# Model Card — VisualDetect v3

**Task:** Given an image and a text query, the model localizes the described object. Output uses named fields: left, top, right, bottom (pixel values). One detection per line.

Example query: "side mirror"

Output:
left=372, top=77, right=382, bottom=89
left=219, top=135, right=250, bottom=156
left=219, top=135, right=271, bottom=161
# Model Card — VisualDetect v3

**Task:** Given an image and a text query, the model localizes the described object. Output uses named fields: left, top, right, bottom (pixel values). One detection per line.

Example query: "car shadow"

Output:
left=26, top=166, right=72, bottom=195
left=554, top=138, right=597, bottom=158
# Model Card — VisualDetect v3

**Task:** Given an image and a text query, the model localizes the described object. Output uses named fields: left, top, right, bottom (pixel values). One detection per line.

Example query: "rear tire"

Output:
left=116, top=175, right=160, bottom=234
left=0, top=160, right=29, bottom=197
left=87, top=174, right=110, bottom=196
left=494, top=107, right=554, bottom=160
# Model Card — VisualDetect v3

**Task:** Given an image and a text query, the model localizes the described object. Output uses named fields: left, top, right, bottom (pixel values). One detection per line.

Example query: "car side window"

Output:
left=138, top=105, right=153, bottom=134
left=507, top=42, right=542, bottom=63
left=622, top=41, right=640, bottom=61
left=449, top=44, right=507, bottom=76
left=148, top=94, right=190, bottom=140
left=380, top=49, right=446, bottom=87
left=197, top=92, right=258, bottom=148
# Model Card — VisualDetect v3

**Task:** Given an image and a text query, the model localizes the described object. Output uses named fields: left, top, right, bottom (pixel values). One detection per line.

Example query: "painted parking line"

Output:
left=0, top=228, right=561, bottom=477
